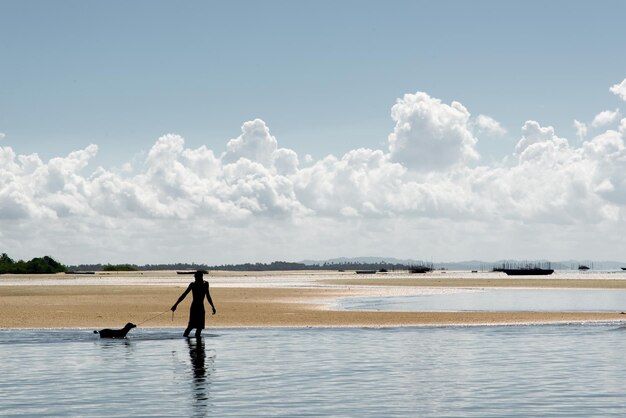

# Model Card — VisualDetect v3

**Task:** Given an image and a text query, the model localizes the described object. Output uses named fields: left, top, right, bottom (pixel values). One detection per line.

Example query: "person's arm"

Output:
left=205, top=282, right=216, bottom=315
left=171, top=284, right=192, bottom=311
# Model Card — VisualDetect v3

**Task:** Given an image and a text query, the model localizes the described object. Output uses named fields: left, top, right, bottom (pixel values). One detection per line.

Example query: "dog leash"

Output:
left=137, top=309, right=172, bottom=326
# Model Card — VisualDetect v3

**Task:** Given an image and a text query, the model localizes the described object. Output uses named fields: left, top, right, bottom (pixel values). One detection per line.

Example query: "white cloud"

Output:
left=0, top=133, right=5, bottom=140
left=294, top=148, right=408, bottom=218
left=591, top=109, right=621, bottom=128
left=574, top=120, right=587, bottom=141
left=583, top=129, right=626, bottom=205
left=221, top=119, right=300, bottom=177
left=388, top=92, right=479, bottom=171
left=222, top=119, right=278, bottom=167
left=515, top=120, right=568, bottom=156
left=610, top=78, right=626, bottom=101
left=475, top=114, right=507, bottom=136
left=4, top=90, right=626, bottom=264
left=273, top=148, right=299, bottom=176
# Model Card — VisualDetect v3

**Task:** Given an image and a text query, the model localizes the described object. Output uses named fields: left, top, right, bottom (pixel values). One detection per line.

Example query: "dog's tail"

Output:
left=93, top=330, right=99, bottom=334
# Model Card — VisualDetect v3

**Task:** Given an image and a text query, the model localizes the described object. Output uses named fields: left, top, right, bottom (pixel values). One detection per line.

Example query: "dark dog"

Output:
left=93, top=322, right=136, bottom=338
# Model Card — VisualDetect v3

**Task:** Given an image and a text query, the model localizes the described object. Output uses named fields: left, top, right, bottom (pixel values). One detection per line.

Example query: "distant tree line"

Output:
left=102, top=264, right=138, bottom=271
left=207, top=261, right=420, bottom=271
left=0, top=253, right=67, bottom=274
left=68, top=262, right=209, bottom=272
left=210, top=261, right=312, bottom=271
left=67, top=260, right=427, bottom=272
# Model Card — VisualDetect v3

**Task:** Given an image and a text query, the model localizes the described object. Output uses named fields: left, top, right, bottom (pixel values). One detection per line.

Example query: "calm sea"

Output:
left=338, top=288, right=626, bottom=312
left=2, top=325, right=626, bottom=417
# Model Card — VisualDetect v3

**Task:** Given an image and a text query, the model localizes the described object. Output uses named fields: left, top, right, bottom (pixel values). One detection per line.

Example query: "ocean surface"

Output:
left=3, top=325, right=626, bottom=417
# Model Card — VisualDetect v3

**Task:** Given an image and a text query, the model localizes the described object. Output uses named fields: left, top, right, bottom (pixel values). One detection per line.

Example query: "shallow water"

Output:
left=338, top=288, right=626, bottom=312
left=3, top=325, right=626, bottom=417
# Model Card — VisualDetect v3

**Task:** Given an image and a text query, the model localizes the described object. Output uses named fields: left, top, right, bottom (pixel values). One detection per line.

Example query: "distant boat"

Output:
left=622, top=267, right=626, bottom=271
left=355, top=270, right=377, bottom=274
left=494, top=268, right=554, bottom=276
left=493, top=262, right=554, bottom=276
left=578, top=265, right=590, bottom=271
left=65, top=271, right=95, bottom=275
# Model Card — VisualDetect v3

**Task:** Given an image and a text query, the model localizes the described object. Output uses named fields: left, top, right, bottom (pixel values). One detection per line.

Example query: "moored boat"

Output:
left=493, top=262, right=554, bottom=276
left=494, top=268, right=554, bottom=276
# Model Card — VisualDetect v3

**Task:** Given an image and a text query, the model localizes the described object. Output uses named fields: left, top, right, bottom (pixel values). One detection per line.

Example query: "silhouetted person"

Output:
left=172, top=271, right=216, bottom=337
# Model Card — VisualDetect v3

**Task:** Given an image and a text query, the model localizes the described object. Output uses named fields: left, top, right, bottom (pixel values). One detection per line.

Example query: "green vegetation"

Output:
left=70, top=261, right=418, bottom=272
left=102, top=264, right=139, bottom=271
left=207, top=261, right=405, bottom=271
left=69, top=262, right=209, bottom=272
left=67, top=260, right=433, bottom=272
left=0, top=253, right=67, bottom=274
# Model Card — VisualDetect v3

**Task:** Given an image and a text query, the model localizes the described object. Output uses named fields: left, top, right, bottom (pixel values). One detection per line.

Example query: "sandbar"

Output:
left=1, top=271, right=626, bottom=328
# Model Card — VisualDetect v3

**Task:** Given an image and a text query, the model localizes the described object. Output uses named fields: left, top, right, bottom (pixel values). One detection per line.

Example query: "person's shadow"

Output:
left=187, top=337, right=214, bottom=411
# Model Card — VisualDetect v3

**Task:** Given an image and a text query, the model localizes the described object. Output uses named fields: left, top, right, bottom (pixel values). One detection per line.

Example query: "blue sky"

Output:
left=1, top=1, right=626, bottom=264
left=3, top=1, right=624, bottom=164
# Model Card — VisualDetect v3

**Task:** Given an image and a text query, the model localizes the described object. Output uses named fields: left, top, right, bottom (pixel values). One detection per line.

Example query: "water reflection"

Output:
left=187, top=337, right=214, bottom=414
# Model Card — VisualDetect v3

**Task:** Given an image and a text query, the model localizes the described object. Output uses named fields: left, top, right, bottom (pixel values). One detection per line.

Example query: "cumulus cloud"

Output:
left=221, top=119, right=300, bottom=176
left=0, top=132, right=5, bottom=140
left=610, top=78, right=626, bottom=101
left=1, top=101, right=624, bottom=227
left=1, top=146, right=67, bottom=219
left=222, top=119, right=278, bottom=167
left=294, top=148, right=407, bottom=218
left=475, top=114, right=506, bottom=136
left=591, top=109, right=621, bottom=128
left=515, top=120, right=568, bottom=156
left=388, top=92, right=479, bottom=171
left=574, top=120, right=587, bottom=141
left=583, top=129, right=626, bottom=205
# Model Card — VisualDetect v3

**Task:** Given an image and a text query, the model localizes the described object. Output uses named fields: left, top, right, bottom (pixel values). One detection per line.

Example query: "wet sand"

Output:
left=1, top=272, right=626, bottom=328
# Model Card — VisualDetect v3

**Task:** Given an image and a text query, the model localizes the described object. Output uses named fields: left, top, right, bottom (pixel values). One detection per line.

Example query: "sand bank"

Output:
left=1, top=271, right=626, bottom=328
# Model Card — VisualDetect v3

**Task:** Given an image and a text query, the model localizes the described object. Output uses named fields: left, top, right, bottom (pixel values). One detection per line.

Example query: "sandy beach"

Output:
left=1, top=271, right=626, bottom=328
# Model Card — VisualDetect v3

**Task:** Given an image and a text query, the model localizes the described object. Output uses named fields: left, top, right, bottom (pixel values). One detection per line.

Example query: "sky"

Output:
left=1, top=1, right=626, bottom=265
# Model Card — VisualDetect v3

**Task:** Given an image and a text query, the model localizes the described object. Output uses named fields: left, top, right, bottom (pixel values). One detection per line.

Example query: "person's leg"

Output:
left=183, top=326, right=193, bottom=337
left=195, top=328, right=202, bottom=337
